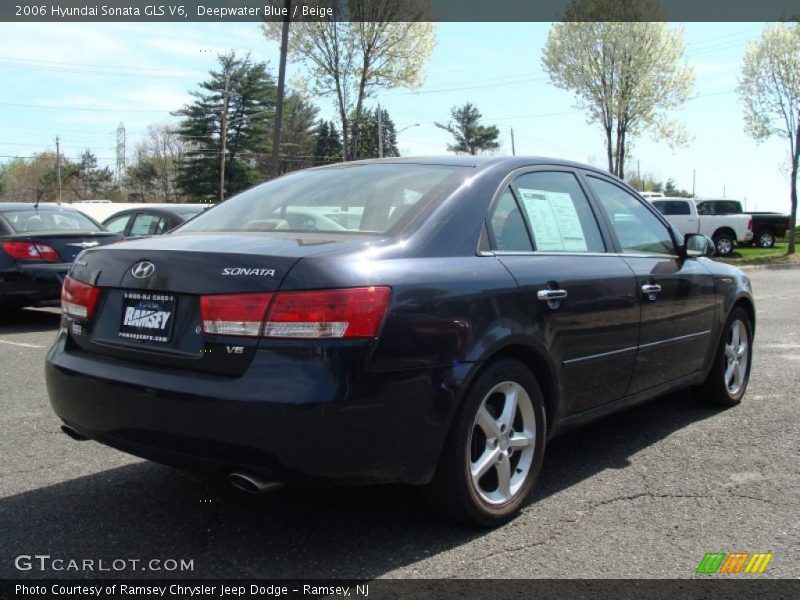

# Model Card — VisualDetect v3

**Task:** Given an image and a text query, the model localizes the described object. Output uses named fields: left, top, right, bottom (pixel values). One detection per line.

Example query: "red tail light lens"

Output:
left=264, top=287, right=391, bottom=339
left=200, top=293, right=273, bottom=336
left=62, top=276, right=100, bottom=319
left=2, top=241, right=60, bottom=261
left=747, top=217, right=753, bottom=231
left=199, top=287, right=392, bottom=339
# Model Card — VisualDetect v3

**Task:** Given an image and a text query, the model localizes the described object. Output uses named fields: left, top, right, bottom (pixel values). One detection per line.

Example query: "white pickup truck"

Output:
left=648, top=197, right=753, bottom=256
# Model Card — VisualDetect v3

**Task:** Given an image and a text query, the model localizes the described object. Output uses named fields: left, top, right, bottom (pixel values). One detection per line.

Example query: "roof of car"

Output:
left=318, top=155, right=615, bottom=175
left=0, top=202, right=85, bottom=211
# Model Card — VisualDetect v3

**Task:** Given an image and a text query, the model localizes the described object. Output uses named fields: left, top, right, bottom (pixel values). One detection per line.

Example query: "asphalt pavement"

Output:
left=1, top=267, right=798, bottom=579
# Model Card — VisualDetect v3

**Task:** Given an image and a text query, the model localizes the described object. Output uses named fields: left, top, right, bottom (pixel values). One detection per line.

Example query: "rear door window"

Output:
left=511, top=171, right=605, bottom=253
left=652, top=200, right=691, bottom=216
left=129, top=213, right=166, bottom=237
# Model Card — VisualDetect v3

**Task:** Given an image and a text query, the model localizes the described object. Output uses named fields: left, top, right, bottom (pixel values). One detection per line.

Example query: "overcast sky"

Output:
left=0, top=21, right=792, bottom=212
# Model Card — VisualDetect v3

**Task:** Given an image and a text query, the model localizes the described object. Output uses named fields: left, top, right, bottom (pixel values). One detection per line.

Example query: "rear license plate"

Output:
left=119, top=291, right=176, bottom=343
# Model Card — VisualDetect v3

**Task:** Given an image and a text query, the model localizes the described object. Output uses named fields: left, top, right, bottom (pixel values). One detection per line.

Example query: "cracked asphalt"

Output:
left=0, top=267, right=798, bottom=579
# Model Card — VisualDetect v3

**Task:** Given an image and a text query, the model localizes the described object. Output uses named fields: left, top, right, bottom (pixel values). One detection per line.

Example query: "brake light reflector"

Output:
left=62, top=276, right=100, bottom=319
left=200, top=293, right=273, bottom=336
left=2, top=241, right=60, bottom=261
left=263, top=287, right=391, bottom=339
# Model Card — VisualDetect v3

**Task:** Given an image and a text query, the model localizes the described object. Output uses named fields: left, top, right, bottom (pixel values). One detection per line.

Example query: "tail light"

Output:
left=62, top=276, right=100, bottom=319
left=2, top=241, right=60, bottom=261
left=747, top=217, right=753, bottom=231
left=200, top=287, right=391, bottom=339
left=201, top=293, right=273, bottom=336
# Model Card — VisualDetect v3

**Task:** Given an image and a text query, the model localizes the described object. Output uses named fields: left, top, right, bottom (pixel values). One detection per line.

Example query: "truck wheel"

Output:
left=756, top=231, right=775, bottom=248
left=713, top=232, right=735, bottom=256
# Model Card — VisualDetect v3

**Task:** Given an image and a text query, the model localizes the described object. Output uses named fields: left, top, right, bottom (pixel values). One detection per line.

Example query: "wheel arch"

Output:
left=733, top=295, right=756, bottom=335
left=472, top=343, right=561, bottom=437
left=712, top=226, right=737, bottom=241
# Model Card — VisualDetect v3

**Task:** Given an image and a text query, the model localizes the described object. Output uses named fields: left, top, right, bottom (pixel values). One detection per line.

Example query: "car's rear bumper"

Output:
left=0, top=264, right=68, bottom=306
left=46, top=331, right=470, bottom=485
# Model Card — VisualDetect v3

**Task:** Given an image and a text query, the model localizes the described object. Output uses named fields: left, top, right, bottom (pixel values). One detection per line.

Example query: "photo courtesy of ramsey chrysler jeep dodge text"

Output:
left=45, top=157, right=755, bottom=526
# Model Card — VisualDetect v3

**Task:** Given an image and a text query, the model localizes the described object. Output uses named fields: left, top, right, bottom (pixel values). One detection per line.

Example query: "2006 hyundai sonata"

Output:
left=46, top=157, right=754, bottom=526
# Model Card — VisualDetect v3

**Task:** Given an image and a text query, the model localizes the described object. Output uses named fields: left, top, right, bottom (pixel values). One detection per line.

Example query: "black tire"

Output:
left=755, top=230, right=775, bottom=248
left=430, top=359, right=546, bottom=527
left=713, top=231, right=735, bottom=256
left=696, top=307, right=753, bottom=407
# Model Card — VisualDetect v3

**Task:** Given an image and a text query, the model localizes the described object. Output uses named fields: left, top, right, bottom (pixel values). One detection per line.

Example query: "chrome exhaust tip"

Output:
left=228, top=471, right=283, bottom=494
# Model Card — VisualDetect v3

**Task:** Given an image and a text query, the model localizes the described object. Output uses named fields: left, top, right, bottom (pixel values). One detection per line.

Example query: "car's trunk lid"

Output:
left=67, top=232, right=381, bottom=376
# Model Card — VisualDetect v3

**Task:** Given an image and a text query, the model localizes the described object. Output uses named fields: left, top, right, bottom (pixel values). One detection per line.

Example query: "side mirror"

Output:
left=684, top=233, right=715, bottom=258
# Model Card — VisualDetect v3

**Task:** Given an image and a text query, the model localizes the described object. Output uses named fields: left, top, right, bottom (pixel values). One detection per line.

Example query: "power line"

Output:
left=0, top=100, right=172, bottom=113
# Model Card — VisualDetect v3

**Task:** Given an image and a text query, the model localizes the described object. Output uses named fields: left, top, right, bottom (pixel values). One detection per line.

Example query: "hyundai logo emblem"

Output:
left=131, top=261, right=156, bottom=279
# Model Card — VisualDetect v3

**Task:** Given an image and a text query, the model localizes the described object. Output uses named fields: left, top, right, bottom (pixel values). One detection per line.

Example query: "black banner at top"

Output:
left=3, top=0, right=800, bottom=23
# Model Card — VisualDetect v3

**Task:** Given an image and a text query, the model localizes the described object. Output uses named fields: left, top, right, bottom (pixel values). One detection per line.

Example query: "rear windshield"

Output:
left=2, top=209, right=102, bottom=233
left=178, top=164, right=465, bottom=234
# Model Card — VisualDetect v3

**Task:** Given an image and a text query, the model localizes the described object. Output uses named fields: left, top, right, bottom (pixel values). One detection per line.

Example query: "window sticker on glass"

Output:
left=517, top=189, right=588, bottom=252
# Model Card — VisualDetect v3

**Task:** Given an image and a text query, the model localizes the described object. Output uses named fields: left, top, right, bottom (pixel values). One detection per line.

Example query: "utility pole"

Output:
left=692, top=169, right=696, bottom=197
left=510, top=128, right=516, bottom=156
left=377, top=103, right=383, bottom=158
left=637, top=160, right=641, bottom=187
left=271, top=0, right=291, bottom=178
left=219, top=72, right=230, bottom=203
left=55, top=136, right=62, bottom=205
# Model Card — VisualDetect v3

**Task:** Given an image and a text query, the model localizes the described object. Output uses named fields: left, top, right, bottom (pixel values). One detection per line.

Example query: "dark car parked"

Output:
left=45, top=158, right=755, bottom=525
left=102, top=205, right=207, bottom=239
left=0, top=203, right=121, bottom=309
left=696, top=199, right=791, bottom=248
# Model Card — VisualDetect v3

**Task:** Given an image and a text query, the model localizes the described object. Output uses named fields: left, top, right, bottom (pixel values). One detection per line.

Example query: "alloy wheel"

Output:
left=468, top=381, right=536, bottom=505
left=724, top=319, right=749, bottom=397
left=716, top=238, right=733, bottom=255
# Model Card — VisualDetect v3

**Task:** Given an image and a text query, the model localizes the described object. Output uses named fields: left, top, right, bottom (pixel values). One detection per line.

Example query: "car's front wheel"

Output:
left=697, top=307, right=753, bottom=407
left=432, top=359, right=546, bottom=526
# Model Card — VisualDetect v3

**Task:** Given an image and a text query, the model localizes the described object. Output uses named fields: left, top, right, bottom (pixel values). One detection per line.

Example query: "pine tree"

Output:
left=314, top=120, right=343, bottom=165
left=173, top=52, right=276, bottom=201
left=351, top=108, right=399, bottom=159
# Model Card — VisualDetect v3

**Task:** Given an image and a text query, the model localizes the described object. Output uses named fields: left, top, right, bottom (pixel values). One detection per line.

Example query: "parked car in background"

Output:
left=694, top=199, right=791, bottom=248
left=46, top=157, right=755, bottom=526
left=102, top=205, right=208, bottom=239
left=649, top=197, right=753, bottom=255
left=0, top=203, right=121, bottom=309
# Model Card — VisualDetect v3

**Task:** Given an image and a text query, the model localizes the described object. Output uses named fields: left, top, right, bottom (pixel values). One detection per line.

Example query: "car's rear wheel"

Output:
left=756, top=231, right=775, bottom=248
left=431, top=359, right=546, bottom=527
left=713, top=232, right=735, bottom=256
left=697, top=307, right=753, bottom=407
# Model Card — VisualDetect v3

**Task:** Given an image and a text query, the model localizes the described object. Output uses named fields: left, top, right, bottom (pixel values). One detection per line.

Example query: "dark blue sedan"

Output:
left=45, top=158, right=755, bottom=525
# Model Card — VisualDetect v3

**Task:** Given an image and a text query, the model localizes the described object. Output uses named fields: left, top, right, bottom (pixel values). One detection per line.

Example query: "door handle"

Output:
left=537, top=288, right=567, bottom=310
left=537, top=289, right=568, bottom=301
left=641, top=283, right=662, bottom=300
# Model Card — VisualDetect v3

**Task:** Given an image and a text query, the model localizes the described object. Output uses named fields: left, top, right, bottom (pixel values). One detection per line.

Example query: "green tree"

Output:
left=263, top=0, right=435, bottom=160
left=738, top=22, right=800, bottom=255
left=351, top=107, right=399, bottom=159
left=542, top=0, right=694, bottom=178
left=174, top=52, right=276, bottom=201
left=73, top=150, right=114, bottom=199
left=266, top=91, right=319, bottom=175
left=125, top=151, right=160, bottom=202
left=435, top=103, right=500, bottom=155
left=314, top=120, right=343, bottom=165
